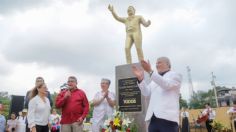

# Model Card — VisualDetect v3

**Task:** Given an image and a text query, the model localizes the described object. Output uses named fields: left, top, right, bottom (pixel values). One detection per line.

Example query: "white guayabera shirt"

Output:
left=138, top=71, right=182, bottom=124
left=92, top=91, right=116, bottom=124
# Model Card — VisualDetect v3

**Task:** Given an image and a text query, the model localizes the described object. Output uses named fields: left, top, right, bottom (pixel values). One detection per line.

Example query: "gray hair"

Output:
left=101, top=78, right=111, bottom=85
left=157, top=57, right=171, bottom=68
left=68, top=76, right=77, bottom=83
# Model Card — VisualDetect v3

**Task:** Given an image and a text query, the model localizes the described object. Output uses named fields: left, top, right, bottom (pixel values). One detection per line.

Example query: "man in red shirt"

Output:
left=56, top=76, right=89, bottom=132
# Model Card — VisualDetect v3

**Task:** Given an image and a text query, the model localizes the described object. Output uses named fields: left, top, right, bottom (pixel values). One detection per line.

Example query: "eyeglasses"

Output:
left=68, top=80, right=75, bottom=83
left=101, top=82, right=109, bottom=84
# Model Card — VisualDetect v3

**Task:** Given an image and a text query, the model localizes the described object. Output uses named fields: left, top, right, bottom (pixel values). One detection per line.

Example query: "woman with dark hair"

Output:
left=180, top=107, right=190, bottom=132
left=6, top=112, right=17, bottom=132
left=27, top=83, right=51, bottom=132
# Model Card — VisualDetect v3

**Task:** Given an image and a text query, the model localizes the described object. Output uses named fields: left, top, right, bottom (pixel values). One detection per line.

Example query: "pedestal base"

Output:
left=115, top=63, right=149, bottom=132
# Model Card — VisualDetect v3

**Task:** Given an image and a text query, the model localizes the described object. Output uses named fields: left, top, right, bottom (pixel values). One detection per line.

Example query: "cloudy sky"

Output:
left=0, top=0, right=235, bottom=101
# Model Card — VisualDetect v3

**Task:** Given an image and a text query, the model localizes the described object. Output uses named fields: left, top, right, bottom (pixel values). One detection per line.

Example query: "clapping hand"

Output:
left=132, top=65, right=144, bottom=81
left=104, top=91, right=109, bottom=98
left=141, top=60, right=152, bottom=73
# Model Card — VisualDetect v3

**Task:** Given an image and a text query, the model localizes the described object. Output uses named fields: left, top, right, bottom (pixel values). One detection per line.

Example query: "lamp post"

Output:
left=211, top=72, right=219, bottom=107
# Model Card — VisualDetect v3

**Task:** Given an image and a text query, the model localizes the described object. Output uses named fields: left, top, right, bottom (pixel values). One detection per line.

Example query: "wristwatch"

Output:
left=148, top=70, right=153, bottom=77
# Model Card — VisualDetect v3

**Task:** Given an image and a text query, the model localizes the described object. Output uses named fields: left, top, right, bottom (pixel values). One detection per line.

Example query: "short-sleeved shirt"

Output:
left=181, top=111, right=189, bottom=118
left=49, top=114, right=61, bottom=125
left=92, top=91, right=115, bottom=123
left=0, top=115, right=6, bottom=132
left=7, top=119, right=17, bottom=132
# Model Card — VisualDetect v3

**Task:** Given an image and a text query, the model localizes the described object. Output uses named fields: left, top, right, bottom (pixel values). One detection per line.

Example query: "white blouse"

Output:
left=181, top=111, right=189, bottom=118
left=16, top=116, right=26, bottom=132
left=27, top=95, right=51, bottom=128
left=7, top=119, right=17, bottom=132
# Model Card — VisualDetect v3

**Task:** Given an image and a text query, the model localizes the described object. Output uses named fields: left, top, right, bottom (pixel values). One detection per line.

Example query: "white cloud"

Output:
left=0, top=0, right=235, bottom=101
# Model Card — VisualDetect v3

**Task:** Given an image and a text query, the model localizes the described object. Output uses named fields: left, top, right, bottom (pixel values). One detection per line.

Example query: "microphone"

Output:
left=60, top=83, right=68, bottom=91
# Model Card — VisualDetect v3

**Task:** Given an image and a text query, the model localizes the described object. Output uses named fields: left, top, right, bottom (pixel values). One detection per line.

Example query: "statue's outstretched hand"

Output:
left=108, top=4, right=113, bottom=12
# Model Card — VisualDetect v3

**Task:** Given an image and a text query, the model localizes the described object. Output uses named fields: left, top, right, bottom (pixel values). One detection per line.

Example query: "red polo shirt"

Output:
left=56, top=88, right=89, bottom=124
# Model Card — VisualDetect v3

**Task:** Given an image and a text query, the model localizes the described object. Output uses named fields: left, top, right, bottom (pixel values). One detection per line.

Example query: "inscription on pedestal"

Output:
left=118, top=77, right=141, bottom=112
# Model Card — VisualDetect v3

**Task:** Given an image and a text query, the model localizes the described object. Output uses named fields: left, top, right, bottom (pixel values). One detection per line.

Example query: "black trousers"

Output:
left=181, top=117, right=190, bottom=132
left=36, top=125, right=49, bottom=132
left=148, top=115, right=178, bottom=132
left=205, top=119, right=213, bottom=132
left=25, top=123, right=30, bottom=132
left=234, top=121, right=236, bottom=130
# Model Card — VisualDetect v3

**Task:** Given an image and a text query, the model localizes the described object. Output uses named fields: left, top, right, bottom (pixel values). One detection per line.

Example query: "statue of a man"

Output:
left=108, top=5, right=151, bottom=64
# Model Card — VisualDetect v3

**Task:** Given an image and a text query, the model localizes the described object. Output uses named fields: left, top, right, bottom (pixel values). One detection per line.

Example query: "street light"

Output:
left=211, top=72, right=219, bottom=107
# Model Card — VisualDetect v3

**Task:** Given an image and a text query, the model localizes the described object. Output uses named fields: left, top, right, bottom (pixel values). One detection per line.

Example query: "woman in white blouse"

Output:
left=27, top=83, right=51, bottom=132
left=180, top=107, right=190, bottom=132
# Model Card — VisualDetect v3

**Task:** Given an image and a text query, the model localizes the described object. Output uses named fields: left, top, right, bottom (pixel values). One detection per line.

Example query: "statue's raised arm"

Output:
left=108, top=4, right=125, bottom=23
left=140, top=16, right=151, bottom=27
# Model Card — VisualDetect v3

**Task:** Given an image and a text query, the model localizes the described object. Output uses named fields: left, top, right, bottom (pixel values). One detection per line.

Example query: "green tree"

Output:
left=0, top=96, right=10, bottom=118
left=189, top=89, right=216, bottom=109
left=51, top=92, right=58, bottom=109
left=179, top=94, right=188, bottom=109
left=86, top=102, right=94, bottom=122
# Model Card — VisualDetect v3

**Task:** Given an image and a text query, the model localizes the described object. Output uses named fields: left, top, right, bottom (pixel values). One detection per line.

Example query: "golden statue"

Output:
left=108, top=5, right=151, bottom=64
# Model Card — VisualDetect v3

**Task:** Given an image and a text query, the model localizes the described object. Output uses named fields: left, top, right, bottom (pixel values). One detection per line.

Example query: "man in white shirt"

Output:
left=132, top=57, right=182, bottom=132
left=91, top=78, right=116, bottom=132
left=202, top=103, right=216, bottom=132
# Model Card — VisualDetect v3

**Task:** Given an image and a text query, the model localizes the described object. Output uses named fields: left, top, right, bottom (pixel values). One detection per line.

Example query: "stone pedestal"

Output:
left=115, top=63, right=149, bottom=132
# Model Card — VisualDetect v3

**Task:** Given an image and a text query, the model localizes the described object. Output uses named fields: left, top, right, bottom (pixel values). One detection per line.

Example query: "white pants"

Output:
left=92, top=120, right=103, bottom=132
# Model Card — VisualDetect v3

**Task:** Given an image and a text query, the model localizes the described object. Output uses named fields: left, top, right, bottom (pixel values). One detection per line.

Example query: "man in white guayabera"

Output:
left=132, top=57, right=182, bottom=132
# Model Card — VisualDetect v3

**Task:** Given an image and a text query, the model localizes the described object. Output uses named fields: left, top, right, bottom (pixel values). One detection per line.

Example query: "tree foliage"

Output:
left=179, top=94, right=188, bottom=109
left=189, top=89, right=216, bottom=109
left=0, top=96, right=10, bottom=118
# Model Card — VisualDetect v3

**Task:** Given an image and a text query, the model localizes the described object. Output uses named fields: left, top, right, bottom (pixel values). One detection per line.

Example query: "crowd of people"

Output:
left=0, top=57, right=236, bottom=132
left=0, top=75, right=116, bottom=132
left=179, top=101, right=236, bottom=132
left=0, top=108, right=61, bottom=132
left=180, top=103, right=216, bottom=132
